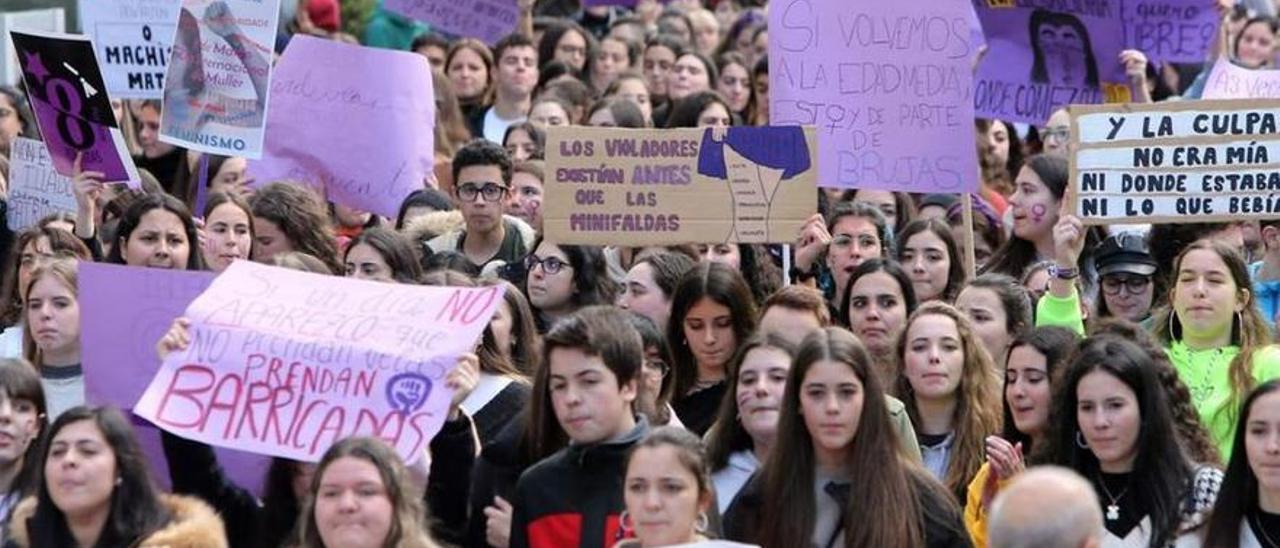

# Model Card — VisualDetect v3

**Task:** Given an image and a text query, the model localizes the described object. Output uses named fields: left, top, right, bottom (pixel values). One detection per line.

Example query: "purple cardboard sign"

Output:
left=10, top=30, right=139, bottom=186
left=769, top=0, right=979, bottom=192
left=248, top=36, right=434, bottom=219
left=973, top=0, right=1129, bottom=125
left=1121, top=0, right=1218, bottom=64
left=79, top=262, right=268, bottom=493
left=383, top=0, right=518, bottom=44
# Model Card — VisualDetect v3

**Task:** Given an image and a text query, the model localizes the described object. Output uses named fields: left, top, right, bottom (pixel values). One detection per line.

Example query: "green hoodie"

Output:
left=1035, top=287, right=1280, bottom=460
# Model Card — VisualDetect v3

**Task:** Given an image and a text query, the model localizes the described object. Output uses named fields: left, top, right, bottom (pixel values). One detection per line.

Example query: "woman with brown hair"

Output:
left=723, top=327, right=968, bottom=547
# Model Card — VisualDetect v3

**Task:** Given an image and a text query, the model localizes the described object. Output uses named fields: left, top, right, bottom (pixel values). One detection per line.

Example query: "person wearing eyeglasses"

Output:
left=425, top=140, right=536, bottom=275
left=1039, top=108, right=1070, bottom=157
left=524, top=238, right=615, bottom=333
left=1094, top=232, right=1160, bottom=326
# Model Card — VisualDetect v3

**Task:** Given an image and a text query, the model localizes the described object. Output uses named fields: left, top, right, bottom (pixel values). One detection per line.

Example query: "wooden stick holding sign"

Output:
left=1068, top=98, right=1280, bottom=225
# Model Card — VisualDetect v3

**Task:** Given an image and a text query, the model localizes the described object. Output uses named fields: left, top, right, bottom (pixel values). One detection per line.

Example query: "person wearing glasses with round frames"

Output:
left=425, top=139, right=536, bottom=274
left=1094, top=232, right=1160, bottom=326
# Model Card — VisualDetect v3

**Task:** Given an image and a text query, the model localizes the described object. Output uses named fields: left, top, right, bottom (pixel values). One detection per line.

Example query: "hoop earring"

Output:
left=695, top=512, right=709, bottom=534
left=1237, top=310, right=1245, bottom=337
left=1076, top=431, right=1089, bottom=449
left=1168, top=312, right=1179, bottom=340
left=619, top=510, right=633, bottom=535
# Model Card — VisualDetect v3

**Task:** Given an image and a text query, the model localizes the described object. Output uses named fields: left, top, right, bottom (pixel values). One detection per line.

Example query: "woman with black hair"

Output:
left=667, top=262, right=757, bottom=435
left=1202, top=379, right=1280, bottom=547
left=7, top=406, right=227, bottom=547
left=343, top=227, right=423, bottom=283
left=1040, top=336, right=1223, bottom=546
left=524, top=239, right=616, bottom=332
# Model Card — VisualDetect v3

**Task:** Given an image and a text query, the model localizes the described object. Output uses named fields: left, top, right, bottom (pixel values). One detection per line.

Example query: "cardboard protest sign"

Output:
left=973, top=0, right=1130, bottom=125
left=157, top=0, right=278, bottom=158
left=1121, top=0, right=1218, bottom=64
left=769, top=0, right=979, bottom=192
left=543, top=126, right=817, bottom=246
left=0, top=9, right=65, bottom=93
left=249, top=36, right=435, bottom=219
left=384, top=0, right=518, bottom=44
left=78, top=262, right=270, bottom=494
left=134, top=261, right=500, bottom=463
left=1203, top=58, right=1280, bottom=99
left=79, top=0, right=181, bottom=99
left=1068, top=99, right=1280, bottom=225
left=6, top=137, right=77, bottom=230
left=10, top=30, right=139, bottom=186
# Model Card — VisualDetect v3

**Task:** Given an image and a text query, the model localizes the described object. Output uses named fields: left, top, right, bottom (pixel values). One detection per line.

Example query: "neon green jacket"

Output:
left=1035, top=288, right=1280, bottom=460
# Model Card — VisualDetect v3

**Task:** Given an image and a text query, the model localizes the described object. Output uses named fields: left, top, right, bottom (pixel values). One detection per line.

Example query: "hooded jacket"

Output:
left=7, top=493, right=227, bottom=548
left=509, top=416, right=651, bottom=548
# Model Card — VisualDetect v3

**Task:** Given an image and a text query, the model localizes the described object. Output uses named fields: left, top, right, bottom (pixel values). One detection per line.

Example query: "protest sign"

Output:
left=157, top=0, right=278, bottom=158
left=769, top=0, right=979, bottom=192
left=1121, top=0, right=1218, bottom=64
left=248, top=36, right=435, bottom=219
left=78, top=262, right=271, bottom=493
left=6, top=137, right=77, bottom=230
left=1067, top=99, right=1280, bottom=225
left=543, top=126, right=817, bottom=246
left=134, top=261, right=500, bottom=463
left=973, top=0, right=1130, bottom=125
left=0, top=9, right=65, bottom=93
left=79, top=0, right=180, bottom=99
left=10, top=30, right=139, bottom=186
left=1202, top=57, right=1280, bottom=99
left=384, top=0, right=518, bottom=44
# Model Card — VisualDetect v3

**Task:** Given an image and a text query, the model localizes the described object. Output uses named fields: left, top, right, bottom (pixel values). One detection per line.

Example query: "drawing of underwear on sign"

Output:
left=696, top=126, right=810, bottom=243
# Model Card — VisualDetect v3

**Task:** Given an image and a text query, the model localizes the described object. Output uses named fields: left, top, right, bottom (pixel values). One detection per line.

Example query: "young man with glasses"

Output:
left=426, top=139, right=536, bottom=271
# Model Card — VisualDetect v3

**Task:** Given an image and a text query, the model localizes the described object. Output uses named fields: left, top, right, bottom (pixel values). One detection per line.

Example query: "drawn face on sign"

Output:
left=1038, top=23, right=1088, bottom=86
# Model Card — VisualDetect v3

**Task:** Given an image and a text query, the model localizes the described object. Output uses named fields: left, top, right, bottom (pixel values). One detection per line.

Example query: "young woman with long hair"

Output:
left=104, top=193, right=205, bottom=271
left=343, top=227, right=423, bottom=283
left=0, top=359, right=46, bottom=528
left=524, top=239, right=616, bottom=332
left=983, top=154, right=1097, bottom=285
left=667, top=262, right=757, bottom=436
left=7, top=406, right=226, bottom=547
left=1202, top=379, right=1280, bottom=547
left=1043, top=214, right=1280, bottom=458
left=201, top=191, right=254, bottom=273
left=22, top=258, right=82, bottom=421
left=0, top=228, right=90, bottom=358
left=896, top=219, right=966, bottom=304
left=1040, top=336, right=1223, bottom=546
left=249, top=182, right=342, bottom=273
left=723, top=328, right=968, bottom=547
left=794, top=201, right=891, bottom=310
left=840, top=258, right=917, bottom=383
left=705, top=333, right=796, bottom=513
left=963, top=326, right=1078, bottom=547
left=893, top=302, right=1003, bottom=501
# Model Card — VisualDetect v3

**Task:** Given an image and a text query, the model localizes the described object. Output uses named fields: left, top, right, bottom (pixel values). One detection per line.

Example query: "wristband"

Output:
left=1048, top=264, right=1079, bottom=280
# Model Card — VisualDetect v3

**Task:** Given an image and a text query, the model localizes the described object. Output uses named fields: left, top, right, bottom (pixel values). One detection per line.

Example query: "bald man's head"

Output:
left=989, top=467, right=1103, bottom=548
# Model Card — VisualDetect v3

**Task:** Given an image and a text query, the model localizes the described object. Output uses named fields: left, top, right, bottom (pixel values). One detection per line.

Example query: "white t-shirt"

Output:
left=483, top=107, right=525, bottom=144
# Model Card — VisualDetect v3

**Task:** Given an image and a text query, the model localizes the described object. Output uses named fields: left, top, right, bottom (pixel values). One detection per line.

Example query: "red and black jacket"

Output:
left=509, top=417, right=650, bottom=548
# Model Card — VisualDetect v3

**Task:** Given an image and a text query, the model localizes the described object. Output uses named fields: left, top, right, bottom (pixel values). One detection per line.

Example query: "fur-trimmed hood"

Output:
left=401, top=210, right=466, bottom=245
left=7, top=493, right=227, bottom=548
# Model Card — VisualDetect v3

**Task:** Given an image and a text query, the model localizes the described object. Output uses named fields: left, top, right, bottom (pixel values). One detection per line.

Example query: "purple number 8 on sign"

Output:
left=386, top=373, right=432, bottom=414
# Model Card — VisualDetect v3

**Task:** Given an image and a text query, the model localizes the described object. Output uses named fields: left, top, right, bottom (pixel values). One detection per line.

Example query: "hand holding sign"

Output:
left=446, top=354, right=480, bottom=420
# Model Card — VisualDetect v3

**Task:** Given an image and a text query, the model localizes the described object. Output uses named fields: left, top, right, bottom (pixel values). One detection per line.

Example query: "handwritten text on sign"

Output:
left=543, top=126, right=817, bottom=246
left=80, top=0, right=180, bottom=99
left=769, top=0, right=977, bottom=192
left=1203, top=58, right=1280, bottom=99
left=1068, top=99, right=1280, bottom=225
left=6, top=137, right=76, bottom=230
left=383, top=0, right=518, bottom=45
left=134, top=261, right=500, bottom=463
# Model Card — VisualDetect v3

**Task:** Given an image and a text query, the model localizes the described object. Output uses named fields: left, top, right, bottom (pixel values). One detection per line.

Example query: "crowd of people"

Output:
left=0, top=0, right=1278, bottom=546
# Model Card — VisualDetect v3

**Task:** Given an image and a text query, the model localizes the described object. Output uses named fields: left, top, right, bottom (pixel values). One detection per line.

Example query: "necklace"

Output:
left=1254, top=511, right=1280, bottom=548
left=1097, top=476, right=1129, bottom=521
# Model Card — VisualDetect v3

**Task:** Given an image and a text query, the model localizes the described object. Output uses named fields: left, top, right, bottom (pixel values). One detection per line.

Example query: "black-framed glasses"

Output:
left=1102, top=275, right=1151, bottom=296
left=457, top=182, right=507, bottom=203
left=525, top=255, right=571, bottom=275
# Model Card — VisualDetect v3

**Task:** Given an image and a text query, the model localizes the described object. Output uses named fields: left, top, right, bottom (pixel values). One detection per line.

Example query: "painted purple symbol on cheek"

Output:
left=1031, top=204, right=1047, bottom=225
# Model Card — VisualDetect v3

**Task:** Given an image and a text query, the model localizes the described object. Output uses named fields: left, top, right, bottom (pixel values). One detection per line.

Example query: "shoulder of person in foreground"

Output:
left=6, top=493, right=227, bottom=548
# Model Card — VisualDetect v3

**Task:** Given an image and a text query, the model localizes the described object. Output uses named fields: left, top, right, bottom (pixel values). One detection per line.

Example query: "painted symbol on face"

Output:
left=386, top=373, right=432, bottom=414
left=1031, top=204, right=1047, bottom=225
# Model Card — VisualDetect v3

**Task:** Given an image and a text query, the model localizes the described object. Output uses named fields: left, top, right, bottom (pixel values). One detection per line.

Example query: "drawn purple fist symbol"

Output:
left=386, top=373, right=432, bottom=414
